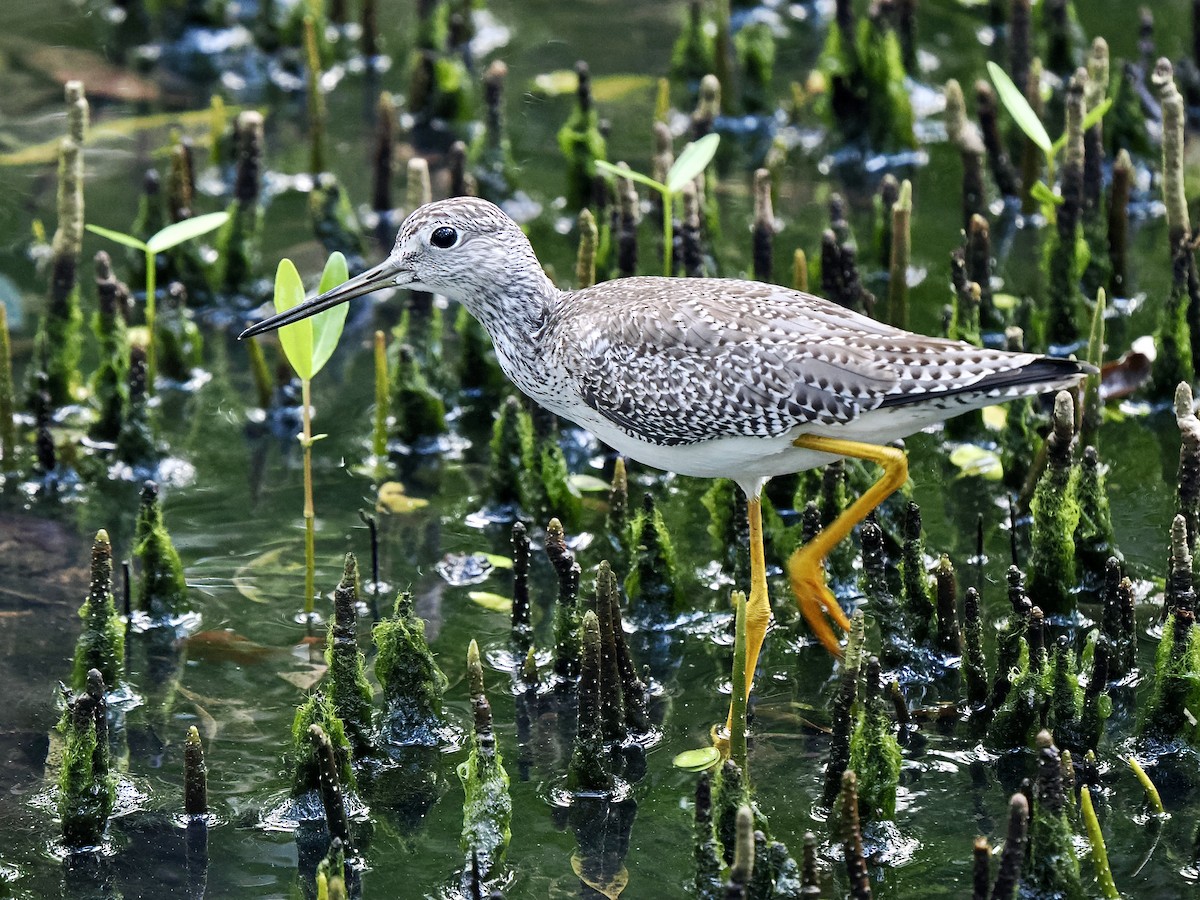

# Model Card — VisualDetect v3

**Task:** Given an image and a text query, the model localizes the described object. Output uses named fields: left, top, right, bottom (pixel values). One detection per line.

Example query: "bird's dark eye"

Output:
left=430, top=226, right=458, bottom=249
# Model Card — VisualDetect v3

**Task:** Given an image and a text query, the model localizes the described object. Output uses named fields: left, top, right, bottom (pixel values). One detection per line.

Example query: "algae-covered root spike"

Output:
left=459, top=639, right=512, bottom=880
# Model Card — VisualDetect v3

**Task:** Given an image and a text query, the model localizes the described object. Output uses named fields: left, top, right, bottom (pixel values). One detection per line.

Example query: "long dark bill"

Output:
left=238, top=260, right=407, bottom=339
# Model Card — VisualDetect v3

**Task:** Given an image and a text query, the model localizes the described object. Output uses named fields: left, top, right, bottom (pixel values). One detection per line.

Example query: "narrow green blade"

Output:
left=145, top=211, right=230, bottom=254
left=85, top=224, right=148, bottom=252
left=595, top=159, right=665, bottom=194
left=986, top=61, right=1052, bottom=153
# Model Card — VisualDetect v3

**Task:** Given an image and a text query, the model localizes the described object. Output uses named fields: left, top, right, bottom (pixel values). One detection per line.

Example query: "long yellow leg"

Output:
left=788, top=434, right=909, bottom=656
left=720, top=495, right=771, bottom=741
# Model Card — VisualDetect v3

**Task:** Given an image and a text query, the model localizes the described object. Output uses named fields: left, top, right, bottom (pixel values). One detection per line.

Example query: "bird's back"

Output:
left=545, top=276, right=1090, bottom=447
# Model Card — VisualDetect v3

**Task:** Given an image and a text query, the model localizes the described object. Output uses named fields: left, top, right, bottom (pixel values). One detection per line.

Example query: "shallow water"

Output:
left=2, top=0, right=1200, bottom=897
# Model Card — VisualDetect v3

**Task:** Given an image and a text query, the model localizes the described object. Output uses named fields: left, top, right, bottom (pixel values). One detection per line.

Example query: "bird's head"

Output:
left=240, top=196, right=540, bottom=340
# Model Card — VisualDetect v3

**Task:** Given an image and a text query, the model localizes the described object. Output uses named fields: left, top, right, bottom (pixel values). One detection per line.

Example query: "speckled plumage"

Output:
left=244, top=196, right=1090, bottom=491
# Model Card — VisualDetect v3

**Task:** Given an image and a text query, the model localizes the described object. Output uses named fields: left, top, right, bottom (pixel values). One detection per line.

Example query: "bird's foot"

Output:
left=787, top=542, right=851, bottom=656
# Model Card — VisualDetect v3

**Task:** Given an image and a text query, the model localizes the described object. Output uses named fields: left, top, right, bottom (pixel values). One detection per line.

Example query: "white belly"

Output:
left=544, top=397, right=962, bottom=497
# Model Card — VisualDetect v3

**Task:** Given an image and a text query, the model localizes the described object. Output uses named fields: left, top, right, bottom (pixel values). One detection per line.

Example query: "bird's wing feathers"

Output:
left=554, top=278, right=1047, bottom=446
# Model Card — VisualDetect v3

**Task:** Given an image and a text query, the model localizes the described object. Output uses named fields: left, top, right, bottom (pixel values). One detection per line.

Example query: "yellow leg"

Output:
left=720, top=495, right=771, bottom=742
left=788, top=434, right=909, bottom=656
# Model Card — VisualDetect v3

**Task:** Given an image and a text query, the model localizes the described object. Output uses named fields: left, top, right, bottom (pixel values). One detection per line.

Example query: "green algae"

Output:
left=458, top=639, right=511, bottom=879
left=290, top=690, right=356, bottom=796
left=326, top=554, right=375, bottom=760
left=625, top=492, right=682, bottom=618
left=1138, top=609, right=1200, bottom=745
left=73, top=530, right=125, bottom=693
left=88, top=253, right=129, bottom=445
left=1023, top=731, right=1083, bottom=900
left=133, top=481, right=189, bottom=618
left=389, top=344, right=446, bottom=446
left=488, top=395, right=534, bottom=508
left=373, top=591, right=447, bottom=746
left=819, top=0, right=916, bottom=153
left=557, top=61, right=607, bottom=212
left=567, top=609, right=612, bottom=793
left=1027, top=393, right=1080, bottom=618
left=987, top=631, right=1049, bottom=750
left=847, top=658, right=901, bottom=823
left=57, top=671, right=115, bottom=848
left=547, top=517, right=583, bottom=683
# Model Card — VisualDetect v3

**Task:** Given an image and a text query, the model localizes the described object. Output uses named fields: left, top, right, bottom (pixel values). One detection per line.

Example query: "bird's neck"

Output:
left=457, top=256, right=558, bottom=356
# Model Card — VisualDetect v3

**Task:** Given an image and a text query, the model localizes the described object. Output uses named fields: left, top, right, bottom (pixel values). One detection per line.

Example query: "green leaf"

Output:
left=309, top=252, right=350, bottom=377
left=468, top=591, right=513, bottom=613
left=482, top=553, right=514, bottom=570
left=594, top=159, right=666, bottom=195
left=273, top=258, right=313, bottom=380
left=145, top=211, right=230, bottom=254
left=86, top=223, right=148, bottom=252
left=567, top=473, right=612, bottom=493
left=672, top=747, right=722, bottom=772
left=1028, top=179, right=1064, bottom=207
left=949, top=444, right=1003, bottom=481
left=1050, top=97, right=1114, bottom=156
left=666, top=133, right=720, bottom=194
left=986, top=61, right=1052, bottom=153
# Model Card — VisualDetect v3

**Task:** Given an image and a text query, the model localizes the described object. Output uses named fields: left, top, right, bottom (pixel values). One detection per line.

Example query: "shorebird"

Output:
left=242, top=196, right=1091, bottom=736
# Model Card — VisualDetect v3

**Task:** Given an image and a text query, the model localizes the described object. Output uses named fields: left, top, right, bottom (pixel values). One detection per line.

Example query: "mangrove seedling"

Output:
left=308, top=724, right=353, bottom=849
left=0, top=301, right=13, bottom=473
left=211, top=111, right=265, bottom=297
left=819, top=0, right=916, bottom=153
left=290, top=690, right=356, bottom=797
left=547, top=518, right=583, bottom=684
left=389, top=343, right=446, bottom=447
left=840, top=770, right=873, bottom=899
left=1026, top=392, right=1080, bottom=618
left=821, top=613, right=863, bottom=810
left=37, top=82, right=87, bottom=409
left=58, top=670, right=115, bottom=848
left=487, top=396, right=535, bottom=511
left=625, top=493, right=683, bottom=620
left=568, top=609, right=613, bottom=793
left=89, top=252, right=130, bottom=445
left=459, top=639, right=512, bottom=882
left=115, top=346, right=157, bottom=467
left=73, top=530, right=125, bottom=693
left=133, top=481, right=190, bottom=619
left=470, top=60, right=518, bottom=202
left=271, top=252, right=350, bottom=619
left=1023, top=731, right=1083, bottom=900
left=316, top=838, right=349, bottom=900
left=184, top=725, right=207, bottom=817
left=985, top=61, right=1111, bottom=223
left=899, top=501, right=936, bottom=647
left=1074, top=447, right=1118, bottom=594
left=671, top=1, right=716, bottom=90
left=326, top=554, right=375, bottom=761
left=1080, top=785, right=1120, bottom=899
left=1138, top=608, right=1200, bottom=745
left=847, top=658, right=902, bottom=824
left=373, top=591, right=448, bottom=747
left=87, top=211, right=228, bottom=390
left=596, top=133, right=720, bottom=277
left=557, top=61, right=607, bottom=212
left=987, top=622, right=1050, bottom=749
